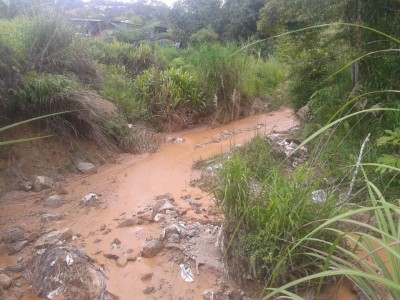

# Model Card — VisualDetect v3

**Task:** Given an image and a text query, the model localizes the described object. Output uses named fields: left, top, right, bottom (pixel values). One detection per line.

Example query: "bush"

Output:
left=189, top=26, right=219, bottom=47
left=184, top=43, right=287, bottom=122
left=0, top=36, right=23, bottom=112
left=134, top=67, right=206, bottom=130
left=214, top=137, right=340, bottom=286
left=92, top=41, right=158, bottom=78
left=100, top=65, right=147, bottom=122
left=20, top=10, right=101, bottom=86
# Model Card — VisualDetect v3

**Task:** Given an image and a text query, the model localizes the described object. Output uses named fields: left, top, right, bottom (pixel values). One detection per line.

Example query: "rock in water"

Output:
left=142, top=240, right=163, bottom=258
left=41, top=213, right=64, bottom=223
left=33, top=176, right=54, bottom=192
left=76, top=162, right=97, bottom=174
left=2, top=228, right=24, bottom=244
left=9, top=240, right=28, bottom=253
left=143, top=286, right=155, bottom=294
left=116, top=256, right=128, bottom=267
left=34, top=228, right=73, bottom=249
left=0, top=274, right=12, bottom=290
left=44, top=195, right=62, bottom=208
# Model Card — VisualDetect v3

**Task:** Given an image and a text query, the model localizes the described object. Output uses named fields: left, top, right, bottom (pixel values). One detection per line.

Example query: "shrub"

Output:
left=92, top=41, right=158, bottom=78
left=264, top=169, right=400, bottom=299
left=134, top=67, right=206, bottom=130
left=100, top=65, right=147, bottom=122
left=214, top=137, right=340, bottom=286
left=189, top=26, right=219, bottom=47
left=185, top=43, right=287, bottom=122
left=20, top=10, right=101, bottom=86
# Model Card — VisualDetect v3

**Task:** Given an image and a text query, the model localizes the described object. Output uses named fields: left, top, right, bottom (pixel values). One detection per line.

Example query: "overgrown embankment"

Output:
left=0, top=9, right=287, bottom=195
left=0, top=9, right=287, bottom=143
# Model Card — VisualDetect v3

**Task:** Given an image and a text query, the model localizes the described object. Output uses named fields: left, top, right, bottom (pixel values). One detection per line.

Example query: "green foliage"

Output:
left=189, top=26, right=219, bottom=47
left=168, top=0, right=223, bottom=44
left=0, top=35, right=23, bottom=109
left=92, top=41, right=158, bottom=78
left=264, top=175, right=400, bottom=299
left=16, top=72, right=80, bottom=107
left=220, top=0, right=265, bottom=40
left=134, top=67, right=206, bottom=130
left=100, top=65, right=147, bottom=122
left=185, top=43, right=287, bottom=121
left=19, top=10, right=100, bottom=85
left=0, top=112, right=67, bottom=146
left=0, top=10, right=132, bottom=150
left=214, top=137, right=339, bottom=285
left=376, top=128, right=400, bottom=182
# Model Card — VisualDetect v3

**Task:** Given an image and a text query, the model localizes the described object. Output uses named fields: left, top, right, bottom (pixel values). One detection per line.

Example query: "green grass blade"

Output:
left=0, top=135, right=53, bottom=146
left=0, top=111, right=71, bottom=133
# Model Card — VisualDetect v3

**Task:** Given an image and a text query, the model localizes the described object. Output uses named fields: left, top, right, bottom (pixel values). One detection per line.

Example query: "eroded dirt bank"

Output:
left=0, top=108, right=298, bottom=300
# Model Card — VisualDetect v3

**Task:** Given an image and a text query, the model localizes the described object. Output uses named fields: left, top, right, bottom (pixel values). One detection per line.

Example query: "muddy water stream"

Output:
left=64, top=109, right=297, bottom=300
left=0, top=108, right=357, bottom=299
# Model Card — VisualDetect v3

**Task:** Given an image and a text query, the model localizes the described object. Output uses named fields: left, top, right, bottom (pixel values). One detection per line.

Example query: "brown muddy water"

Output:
left=0, top=108, right=359, bottom=299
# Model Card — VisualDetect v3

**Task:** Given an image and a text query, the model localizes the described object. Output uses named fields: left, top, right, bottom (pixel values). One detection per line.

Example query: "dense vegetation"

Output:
left=1, top=0, right=399, bottom=298
left=0, top=2, right=286, bottom=149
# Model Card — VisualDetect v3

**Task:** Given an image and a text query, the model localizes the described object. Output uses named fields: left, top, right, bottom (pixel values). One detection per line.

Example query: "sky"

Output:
left=117, top=0, right=178, bottom=7
left=83, top=0, right=177, bottom=8
left=159, top=0, right=176, bottom=6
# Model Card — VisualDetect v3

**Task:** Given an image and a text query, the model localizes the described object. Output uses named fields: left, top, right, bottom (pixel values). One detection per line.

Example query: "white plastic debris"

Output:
left=47, top=287, right=62, bottom=300
left=180, top=264, right=194, bottom=282
left=174, top=137, right=185, bottom=143
left=66, top=254, right=74, bottom=266
left=80, top=193, right=100, bottom=205
left=154, top=213, right=166, bottom=223
left=203, top=290, right=216, bottom=300
left=312, top=190, right=327, bottom=203
left=127, top=124, right=134, bottom=129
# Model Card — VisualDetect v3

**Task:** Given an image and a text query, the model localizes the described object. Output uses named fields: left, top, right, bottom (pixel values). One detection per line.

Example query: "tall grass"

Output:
left=134, top=66, right=206, bottom=130
left=0, top=9, right=133, bottom=149
left=181, top=43, right=287, bottom=122
left=214, top=137, right=340, bottom=287
left=263, top=165, right=400, bottom=299
left=92, top=41, right=158, bottom=78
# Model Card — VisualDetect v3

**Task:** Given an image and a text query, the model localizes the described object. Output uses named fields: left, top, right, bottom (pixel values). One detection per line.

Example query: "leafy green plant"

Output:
left=214, top=137, right=340, bottom=286
left=263, top=166, right=400, bottom=299
left=20, top=10, right=100, bottom=86
left=376, top=128, right=400, bottom=182
left=134, top=66, right=206, bottom=130
left=100, top=65, right=147, bottom=122
left=92, top=41, right=158, bottom=78
left=189, top=26, right=219, bottom=47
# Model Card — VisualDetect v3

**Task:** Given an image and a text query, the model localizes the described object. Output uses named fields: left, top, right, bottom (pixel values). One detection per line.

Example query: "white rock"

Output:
left=45, top=195, right=62, bottom=208
left=33, top=176, right=53, bottom=192
left=80, top=193, right=100, bottom=205
left=34, top=228, right=73, bottom=249
left=154, top=213, right=166, bottom=222
left=76, top=162, right=97, bottom=174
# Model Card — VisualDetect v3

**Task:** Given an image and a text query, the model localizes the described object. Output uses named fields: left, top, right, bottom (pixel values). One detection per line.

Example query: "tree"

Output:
left=257, top=0, right=400, bottom=115
left=221, top=0, right=265, bottom=40
left=168, top=0, right=222, bottom=43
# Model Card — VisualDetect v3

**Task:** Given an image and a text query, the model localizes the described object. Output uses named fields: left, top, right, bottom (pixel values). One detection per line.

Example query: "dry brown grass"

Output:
left=43, top=90, right=120, bottom=149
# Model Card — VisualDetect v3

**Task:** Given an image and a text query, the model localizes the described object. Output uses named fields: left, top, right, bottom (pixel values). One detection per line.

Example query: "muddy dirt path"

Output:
left=1, top=108, right=298, bottom=300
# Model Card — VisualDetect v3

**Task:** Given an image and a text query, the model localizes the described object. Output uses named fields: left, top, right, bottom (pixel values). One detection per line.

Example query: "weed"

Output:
left=214, top=137, right=340, bottom=287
